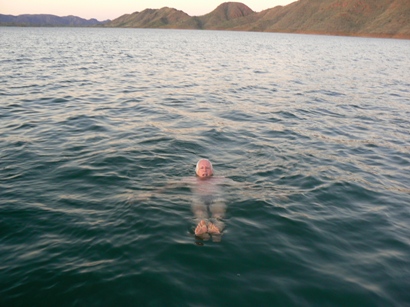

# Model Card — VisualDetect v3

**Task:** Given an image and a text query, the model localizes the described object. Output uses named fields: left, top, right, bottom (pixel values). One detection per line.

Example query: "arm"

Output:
left=217, top=177, right=268, bottom=200
left=136, top=178, right=191, bottom=201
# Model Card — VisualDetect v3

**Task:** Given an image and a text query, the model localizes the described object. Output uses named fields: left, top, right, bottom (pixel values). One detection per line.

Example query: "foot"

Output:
left=195, top=220, right=208, bottom=236
left=207, top=222, right=220, bottom=234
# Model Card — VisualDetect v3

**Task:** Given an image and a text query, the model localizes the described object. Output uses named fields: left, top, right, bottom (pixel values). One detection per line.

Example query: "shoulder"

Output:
left=180, top=177, right=197, bottom=185
left=211, top=176, right=234, bottom=185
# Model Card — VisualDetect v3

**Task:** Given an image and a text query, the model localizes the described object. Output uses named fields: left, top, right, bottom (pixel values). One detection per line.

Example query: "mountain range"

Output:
left=0, top=14, right=107, bottom=26
left=1, top=0, right=409, bottom=39
left=106, top=0, right=410, bottom=39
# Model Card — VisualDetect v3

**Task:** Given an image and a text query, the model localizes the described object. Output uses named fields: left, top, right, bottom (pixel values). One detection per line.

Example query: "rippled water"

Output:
left=1, top=27, right=410, bottom=306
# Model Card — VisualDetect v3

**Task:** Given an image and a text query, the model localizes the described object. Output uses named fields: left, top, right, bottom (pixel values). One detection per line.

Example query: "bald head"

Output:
left=195, top=159, right=213, bottom=178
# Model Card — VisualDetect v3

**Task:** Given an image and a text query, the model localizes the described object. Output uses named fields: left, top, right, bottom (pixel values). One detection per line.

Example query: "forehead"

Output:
left=198, top=160, right=211, bottom=167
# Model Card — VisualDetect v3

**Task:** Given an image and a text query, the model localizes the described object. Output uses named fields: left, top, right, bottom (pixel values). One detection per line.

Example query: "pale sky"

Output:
left=1, top=0, right=295, bottom=21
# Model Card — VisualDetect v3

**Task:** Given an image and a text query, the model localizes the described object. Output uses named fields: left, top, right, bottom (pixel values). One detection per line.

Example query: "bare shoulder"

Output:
left=181, top=176, right=236, bottom=186
left=180, top=177, right=198, bottom=185
left=211, top=176, right=236, bottom=185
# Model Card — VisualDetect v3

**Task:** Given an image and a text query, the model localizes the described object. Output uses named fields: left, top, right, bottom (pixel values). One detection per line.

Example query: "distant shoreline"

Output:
left=1, top=25, right=408, bottom=40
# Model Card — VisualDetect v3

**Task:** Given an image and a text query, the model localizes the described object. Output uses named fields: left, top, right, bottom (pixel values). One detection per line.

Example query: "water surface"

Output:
left=1, top=27, right=410, bottom=306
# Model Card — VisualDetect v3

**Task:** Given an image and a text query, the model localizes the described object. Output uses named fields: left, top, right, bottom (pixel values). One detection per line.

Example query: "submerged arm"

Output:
left=136, top=178, right=191, bottom=201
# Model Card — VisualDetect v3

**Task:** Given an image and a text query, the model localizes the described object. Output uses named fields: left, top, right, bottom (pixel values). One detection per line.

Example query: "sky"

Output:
left=1, top=0, right=295, bottom=21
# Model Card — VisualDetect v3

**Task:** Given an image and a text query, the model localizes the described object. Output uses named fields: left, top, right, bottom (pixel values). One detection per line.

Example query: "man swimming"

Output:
left=192, top=159, right=226, bottom=238
left=136, top=158, right=230, bottom=241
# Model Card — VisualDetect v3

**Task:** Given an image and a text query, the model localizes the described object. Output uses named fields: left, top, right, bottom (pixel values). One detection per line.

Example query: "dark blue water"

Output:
left=1, top=27, right=410, bottom=306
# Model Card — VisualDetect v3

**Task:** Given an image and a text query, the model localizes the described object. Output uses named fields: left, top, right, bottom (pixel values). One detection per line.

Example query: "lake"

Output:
left=1, top=27, right=409, bottom=306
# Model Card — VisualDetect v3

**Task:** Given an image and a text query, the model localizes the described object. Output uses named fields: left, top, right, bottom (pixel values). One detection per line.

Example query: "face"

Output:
left=196, top=160, right=213, bottom=178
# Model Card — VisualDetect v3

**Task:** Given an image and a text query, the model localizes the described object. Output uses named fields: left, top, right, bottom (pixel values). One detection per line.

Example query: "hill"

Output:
left=106, top=3, right=254, bottom=30
left=197, top=2, right=255, bottom=29
left=0, top=14, right=107, bottom=26
left=106, top=0, right=410, bottom=39
left=246, top=0, right=410, bottom=38
left=107, top=7, right=195, bottom=28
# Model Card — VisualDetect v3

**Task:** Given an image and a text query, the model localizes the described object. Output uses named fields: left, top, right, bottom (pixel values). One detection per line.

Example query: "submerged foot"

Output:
left=207, top=222, right=221, bottom=235
left=195, top=220, right=208, bottom=236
